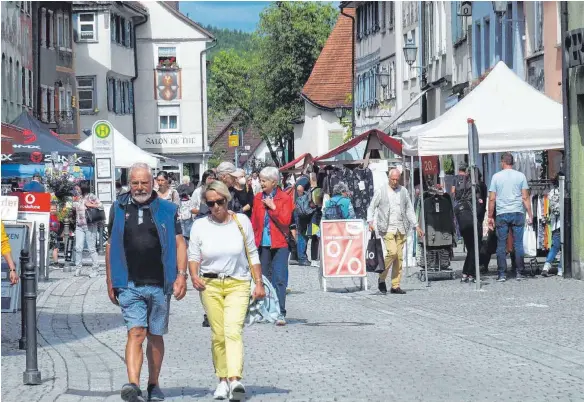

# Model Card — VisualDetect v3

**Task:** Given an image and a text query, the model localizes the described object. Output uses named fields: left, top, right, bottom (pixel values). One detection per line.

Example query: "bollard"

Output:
left=22, top=253, right=41, bottom=385
left=97, top=222, right=104, bottom=254
left=39, top=224, right=48, bottom=282
left=63, top=218, right=72, bottom=272
left=18, top=250, right=28, bottom=350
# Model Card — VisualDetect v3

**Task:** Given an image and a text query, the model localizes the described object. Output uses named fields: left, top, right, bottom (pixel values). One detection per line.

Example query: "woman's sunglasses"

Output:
left=206, top=198, right=227, bottom=208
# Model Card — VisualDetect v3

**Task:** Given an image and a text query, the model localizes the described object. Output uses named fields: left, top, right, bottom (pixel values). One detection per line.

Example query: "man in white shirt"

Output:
left=367, top=169, right=424, bottom=294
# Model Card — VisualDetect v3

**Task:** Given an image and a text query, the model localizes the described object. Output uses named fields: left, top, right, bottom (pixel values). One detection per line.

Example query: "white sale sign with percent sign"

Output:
left=321, top=220, right=367, bottom=278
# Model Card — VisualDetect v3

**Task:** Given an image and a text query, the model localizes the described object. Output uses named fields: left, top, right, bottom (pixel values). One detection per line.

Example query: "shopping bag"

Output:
left=523, top=222, right=537, bottom=257
left=366, top=232, right=385, bottom=273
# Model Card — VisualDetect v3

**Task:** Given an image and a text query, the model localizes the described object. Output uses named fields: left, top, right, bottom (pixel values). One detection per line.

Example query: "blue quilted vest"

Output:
left=109, top=193, right=178, bottom=295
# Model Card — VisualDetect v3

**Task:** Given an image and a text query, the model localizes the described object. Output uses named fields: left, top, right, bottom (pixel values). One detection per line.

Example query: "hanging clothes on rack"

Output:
left=321, top=165, right=374, bottom=220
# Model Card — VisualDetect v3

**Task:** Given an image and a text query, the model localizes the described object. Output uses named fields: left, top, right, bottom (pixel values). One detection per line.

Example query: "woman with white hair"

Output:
left=189, top=181, right=265, bottom=400
left=323, top=182, right=356, bottom=220
left=250, top=166, right=294, bottom=326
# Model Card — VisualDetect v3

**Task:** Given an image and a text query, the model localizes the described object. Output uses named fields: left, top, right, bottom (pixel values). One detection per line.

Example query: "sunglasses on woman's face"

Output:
left=206, top=198, right=227, bottom=208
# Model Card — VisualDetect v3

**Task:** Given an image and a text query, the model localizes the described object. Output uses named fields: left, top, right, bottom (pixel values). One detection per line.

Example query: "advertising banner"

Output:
left=321, top=219, right=367, bottom=278
left=13, top=192, right=50, bottom=269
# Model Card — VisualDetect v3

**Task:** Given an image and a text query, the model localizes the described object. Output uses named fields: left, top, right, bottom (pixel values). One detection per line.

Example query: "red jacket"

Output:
left=251, top=188, right=294, bottom=249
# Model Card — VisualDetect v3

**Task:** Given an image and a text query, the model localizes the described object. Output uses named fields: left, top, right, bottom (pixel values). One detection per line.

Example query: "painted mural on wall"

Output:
left=0, top=4, right=33, bottom=70
left=527, top=55, right=545, bottom=93
left=156, top=70, right=180, bottom=101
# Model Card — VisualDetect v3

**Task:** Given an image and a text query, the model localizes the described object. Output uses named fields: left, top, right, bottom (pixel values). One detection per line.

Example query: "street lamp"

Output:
left=403, top=38, right=418, bottom=68
left=276, top=145, right=284, bottom=165
left=378, top=65, right=390, bottom=89
left=334, top=105, right=345, bottom=121
left=492, top=1, right=508, bottom=17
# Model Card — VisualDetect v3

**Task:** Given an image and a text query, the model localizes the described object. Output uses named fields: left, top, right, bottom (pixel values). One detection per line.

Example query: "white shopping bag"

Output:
left=523, top=222, right=537, bottom=257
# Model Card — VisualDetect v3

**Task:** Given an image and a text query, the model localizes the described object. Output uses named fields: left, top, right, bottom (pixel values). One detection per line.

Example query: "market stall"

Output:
left=78, top=127, right=173, bottom=169
left=1, top=112, right=94, bottom=179
left=401, top=61, right=564, bottom=287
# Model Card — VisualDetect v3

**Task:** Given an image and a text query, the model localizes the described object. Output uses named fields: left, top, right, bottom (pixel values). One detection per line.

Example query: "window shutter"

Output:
left=128, top=81, right=134, bottom=113
left=111, top=14, right=115, bottom=41
left=72, top=14, right=78, bottom=42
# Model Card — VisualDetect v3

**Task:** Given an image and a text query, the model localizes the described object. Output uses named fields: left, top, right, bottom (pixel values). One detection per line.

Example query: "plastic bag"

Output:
left=523, top=222, right=537, bottom=257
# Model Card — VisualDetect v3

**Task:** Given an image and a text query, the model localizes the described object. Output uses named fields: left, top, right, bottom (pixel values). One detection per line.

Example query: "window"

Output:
left=452, top=2, right=466, bottom=43
left=57, top=13, right=63, bottom=48
left=505, top=3, right=514, bottom=69
left=424, top=2, right=434, bottom=65
left=484, top=18, right=491, bottom=71
left=356, top=2, right=380, bottom=40
left=328, top=130, right=344, bottom=150
left=59, top=88, right=66, bottom=113
left=21, top=67, right=26, bottom=106
left=123, top=81, right=130, bottom=113
left=116, top=15, right=122, bottom=44
left=40, top=8, right=46, bottom=46
left=111, top=13, right=116, bottom=42
left=77, top=76, right=95, bottom=112
left=1, top=54, right=6, bottom=102
left=158, top=106, right=180, bottom=132
left=381, top=1, right=386, bottom=30
left=48, top=87, right=55, bottom=122
left=16, top=61, right=20, bottom=106
left=534, top=1, right=544, bottom=52
left=388, top=1, right=394, bottom=30
left=41, top=86, right=48, bottom=122
left=66, top=88, right=72, bottom=114
left=158, top=46, right=177, bottom=67
left=115, top=79, right=121, bottom=114
left=77, top=13, right=96, bottom=41
left=107, top=77, right=115, bottom=111
left=8, top=58, right=13, bottom=102
left=47, top=10, right=54, bottom=48
left=475, top=22, right=482, bottom=75
left=27, top=70, right=32, bottom=107
left=128, top=82, right=134, bottom=113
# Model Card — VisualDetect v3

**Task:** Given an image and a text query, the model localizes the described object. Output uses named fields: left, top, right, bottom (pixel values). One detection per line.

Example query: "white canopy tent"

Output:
left=402, top=61, right=564, bottom=156
left=78, top=127, right=174, bottom=168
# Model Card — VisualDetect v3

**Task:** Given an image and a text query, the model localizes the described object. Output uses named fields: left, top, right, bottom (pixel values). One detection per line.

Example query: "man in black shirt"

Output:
left=106, top=162, right=187, bottom=402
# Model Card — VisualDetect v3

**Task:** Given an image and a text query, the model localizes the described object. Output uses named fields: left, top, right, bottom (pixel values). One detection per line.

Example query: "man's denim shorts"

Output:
left=117, top=281, right=171, bottom=336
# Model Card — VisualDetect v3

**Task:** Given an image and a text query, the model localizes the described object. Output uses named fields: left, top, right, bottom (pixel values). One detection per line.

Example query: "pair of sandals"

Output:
left=461, top=275, right=476, bottom=283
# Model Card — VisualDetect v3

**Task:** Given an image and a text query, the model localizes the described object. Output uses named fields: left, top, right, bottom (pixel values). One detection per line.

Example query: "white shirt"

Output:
left=191, top=186, right=202, bottom=210
left=188, top=213, right=260, bottom=280
left=367, top=185, right=418, bottom=235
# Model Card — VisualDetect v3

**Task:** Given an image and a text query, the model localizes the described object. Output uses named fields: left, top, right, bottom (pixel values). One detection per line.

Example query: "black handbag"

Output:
left=366, top=232, right=385, bottom=273
left=85, top=207, right=106, bottom=224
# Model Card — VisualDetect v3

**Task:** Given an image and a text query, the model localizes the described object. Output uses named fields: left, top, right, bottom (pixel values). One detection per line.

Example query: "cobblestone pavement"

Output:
left=2, top=256, right=584, bottom=402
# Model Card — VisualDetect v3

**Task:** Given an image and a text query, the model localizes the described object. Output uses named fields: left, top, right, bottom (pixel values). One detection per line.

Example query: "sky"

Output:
left=179, top=1, right=269, bottom=32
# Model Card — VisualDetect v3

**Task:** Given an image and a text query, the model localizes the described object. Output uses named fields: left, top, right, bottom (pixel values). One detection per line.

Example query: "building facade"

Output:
left=565, top=1, right=584, bottom=279
left=134, top=1, right=214, bottom=177
left=31, top=1, right=79, bottom=140
left=294, top=9, right=353, bottom=158
left=352, top=2, right=398, bottom=135
left=1, top=1, right=33, bottom=124
left=72, top=1, right=148, bottom=143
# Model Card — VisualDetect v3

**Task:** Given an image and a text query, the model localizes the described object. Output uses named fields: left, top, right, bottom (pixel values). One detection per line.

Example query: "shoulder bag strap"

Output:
left=232, top=214, right=254, bottom=269
left=266, top=209, right=291, bottom=238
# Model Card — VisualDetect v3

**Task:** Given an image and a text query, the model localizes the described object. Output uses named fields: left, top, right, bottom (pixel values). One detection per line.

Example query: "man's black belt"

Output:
left=202, top=273, right=230, bottom=279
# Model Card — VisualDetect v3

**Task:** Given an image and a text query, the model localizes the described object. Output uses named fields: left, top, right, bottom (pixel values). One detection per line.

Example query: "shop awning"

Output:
left=402, top=61, right=564, bottom=156
left=314, top=129, right=402, bottom=163
left=279, top=153, right=313, bottom=172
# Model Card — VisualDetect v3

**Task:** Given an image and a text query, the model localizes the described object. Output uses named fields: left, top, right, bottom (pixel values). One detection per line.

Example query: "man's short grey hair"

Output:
left=259, top=166, right=280, bottom=183
left=129, top=162, right=152, bottom=178
left=388, top=168, right=401, bottom=177
left=333, top=182, right=350, bottom=195
left=182, top=175, right=191, bottom=184
left=216, top=161, right=236, bottom=178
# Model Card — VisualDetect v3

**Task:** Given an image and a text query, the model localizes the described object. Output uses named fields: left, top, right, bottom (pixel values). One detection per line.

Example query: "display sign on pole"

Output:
left=0, top=196, right=19, bottom=220
left=421, top=156, right=439, bottom=175
left=1, top=223, right=29, bottom=312
left=92, top=120, right=115, bottom=216
left=320, top=219, right=367, bottom=292
left=13, top=192, right=50, bottom=270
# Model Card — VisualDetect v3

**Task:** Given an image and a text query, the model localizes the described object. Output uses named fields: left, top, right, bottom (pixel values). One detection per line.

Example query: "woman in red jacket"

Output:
left=251, top=166, right=294, bottom=326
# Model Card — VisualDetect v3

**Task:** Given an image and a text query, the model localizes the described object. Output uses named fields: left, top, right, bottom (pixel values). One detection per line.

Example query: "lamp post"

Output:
left=334, top=105, right=345, bottom=123
left=276, top=145, right=284, bottom=167
left=492, top=1, right=508, bottom=18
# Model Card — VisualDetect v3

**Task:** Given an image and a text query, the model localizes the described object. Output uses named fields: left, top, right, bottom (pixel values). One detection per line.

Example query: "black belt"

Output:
left=202, top=273, right=230, bottom=279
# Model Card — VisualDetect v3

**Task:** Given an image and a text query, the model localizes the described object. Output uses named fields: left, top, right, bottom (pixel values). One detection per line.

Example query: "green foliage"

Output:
left=208, top=1, right=337, bottom=152
left=202, top=24, right=255, bottom=62
left=443, top=155, right=455, bottom=175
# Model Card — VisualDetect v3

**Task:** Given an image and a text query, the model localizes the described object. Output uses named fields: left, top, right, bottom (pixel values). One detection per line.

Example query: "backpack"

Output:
left=323, top=198, right=344, bottom=220
left=178, top=197, right=193, bottom=221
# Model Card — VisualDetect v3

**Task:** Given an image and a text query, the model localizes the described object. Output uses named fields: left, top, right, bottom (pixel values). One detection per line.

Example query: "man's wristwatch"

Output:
left=177, top=270, right=188, bottom=279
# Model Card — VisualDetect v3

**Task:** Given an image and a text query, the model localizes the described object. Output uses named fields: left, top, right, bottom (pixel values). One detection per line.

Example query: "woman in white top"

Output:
left=188, top=181, right=265, bottom=401
left=156, top=171, right=180, bottom=205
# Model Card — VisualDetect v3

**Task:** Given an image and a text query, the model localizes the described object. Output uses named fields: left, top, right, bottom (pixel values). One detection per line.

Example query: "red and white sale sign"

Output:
left=321, top=220, right=366, bottom=278
left=421, top=156, right=439, bottom=175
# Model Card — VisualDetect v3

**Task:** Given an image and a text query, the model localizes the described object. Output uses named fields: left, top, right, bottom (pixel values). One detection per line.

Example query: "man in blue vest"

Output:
left=106, top=162, right=187, bottom=402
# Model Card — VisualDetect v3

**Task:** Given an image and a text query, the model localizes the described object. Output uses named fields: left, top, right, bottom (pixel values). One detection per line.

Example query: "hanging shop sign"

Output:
left=421, top=156, right=439, bottom=175
left=12, top=192, right=50, bottom=272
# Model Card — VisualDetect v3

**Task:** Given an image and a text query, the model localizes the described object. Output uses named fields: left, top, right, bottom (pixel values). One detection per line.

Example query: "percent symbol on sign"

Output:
left=326, top=239, right=362, bottom=275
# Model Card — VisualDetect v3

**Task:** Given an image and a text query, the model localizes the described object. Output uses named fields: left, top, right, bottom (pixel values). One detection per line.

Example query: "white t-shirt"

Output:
left=188, top=213, right=260, bottom=280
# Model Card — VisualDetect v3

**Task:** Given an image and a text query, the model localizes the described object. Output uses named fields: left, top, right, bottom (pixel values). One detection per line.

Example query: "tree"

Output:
left=256, top=2, right=337, bottom=162
left=207, top=2, right=337, bottom=166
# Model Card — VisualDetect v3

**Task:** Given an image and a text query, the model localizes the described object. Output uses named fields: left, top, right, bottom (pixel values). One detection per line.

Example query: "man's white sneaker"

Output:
left=213, top=381, right=229, bottom=400
left=229, top=380, right=246, bottom=401
left=541, top=262, right=551, bottom=277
